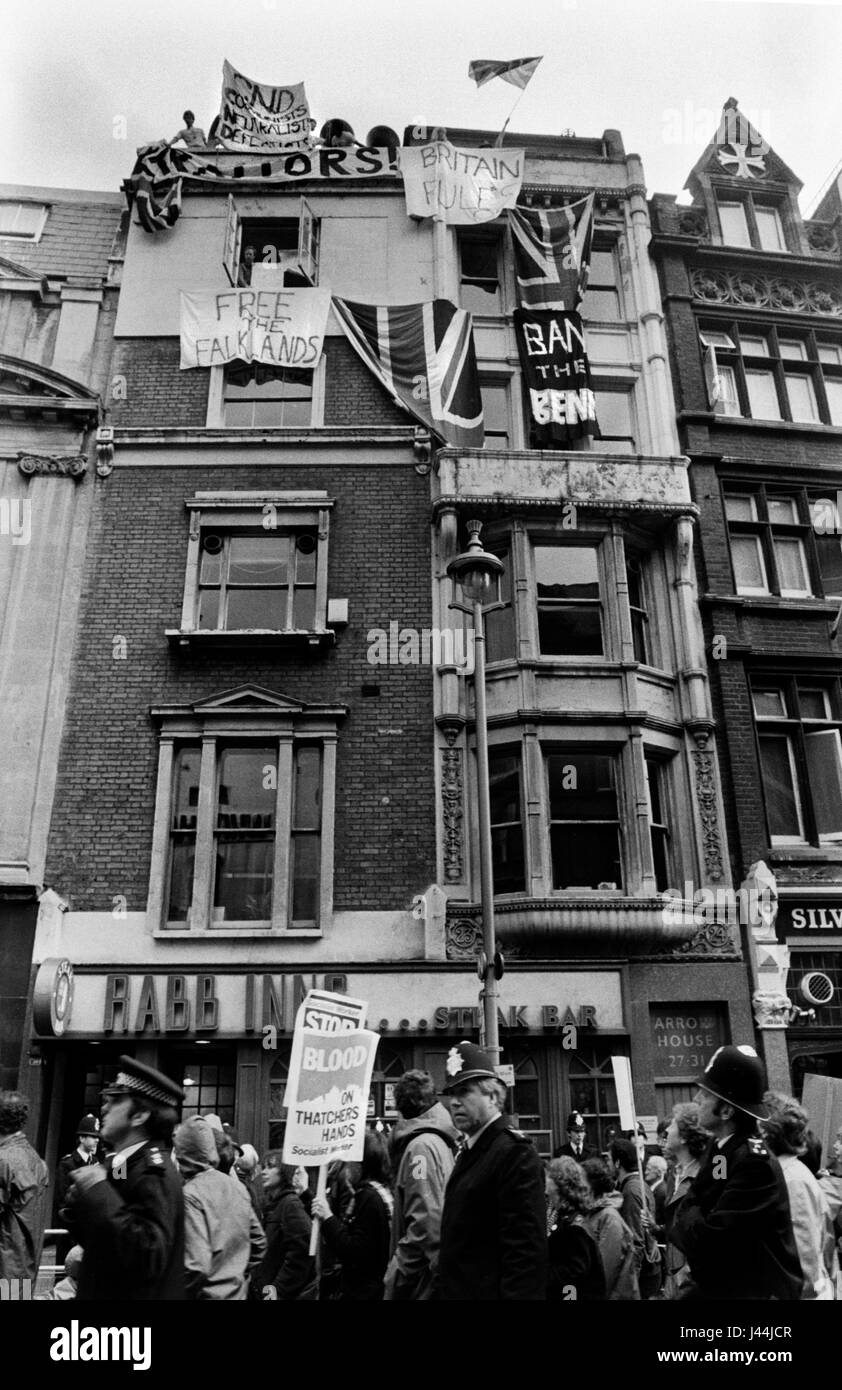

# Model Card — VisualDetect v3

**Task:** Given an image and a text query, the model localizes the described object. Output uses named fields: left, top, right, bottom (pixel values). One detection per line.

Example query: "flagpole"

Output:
left=495, top=88, right=529, bottom=148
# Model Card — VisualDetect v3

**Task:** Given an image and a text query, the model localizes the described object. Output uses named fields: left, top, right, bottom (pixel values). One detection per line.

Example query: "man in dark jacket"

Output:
left=64, top=1056, right=186, bottom=1300
left=54, top=1113, right=101, bottom=1263
left=670, top=1045, right=803, bottom=1301
left=384, top=1069, right=459, bottom=1300
left=554, top=1111, right=599, bottom=1162
left=437, top=1042, right=547, bottom=1300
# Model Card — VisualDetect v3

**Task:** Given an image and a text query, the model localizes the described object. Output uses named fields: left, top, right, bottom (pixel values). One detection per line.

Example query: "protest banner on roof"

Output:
left=216, top=61, right=313, bottom=150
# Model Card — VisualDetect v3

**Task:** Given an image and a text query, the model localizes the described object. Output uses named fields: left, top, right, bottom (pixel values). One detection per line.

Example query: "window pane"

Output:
left=740, top=335, right=770, bottom=357
left=594, top=390, right=633, bottom=441
left=293, top=747, right=321, bottom=829
left=536, top=546, right=599, bottom=598
left=167, top=841, right=195, bottom=922
left=490, top=753, right=524, bottom=893
left=460, top=236, right=500, bottom=313
left=292, top=586, right=316, bottom=630
left=214, top=839, right=274, bottom=919
left=798, top=688, right=829, bottom=720
left=778, top=340, right=807, bottom=361
left=490, top=754, right=521, bottom=824
left=767, top=497, right=798, bottom=524
left=290, top=835, right=320, bottom=921
left=725, top=493, right=758, bottom=522
left=217, top=748, right=276, bottom=829
left=172, top=748, right=201, bottom=829
left=824, top=379, right=842, bottom=426
left=485, top=604, right=515, bottom=662
left=745, top=370, right=781, bottom=420
left=581, top=288, right=621, bottom=323
left=199, top=546, right=222, bottom=585
left=714, top=364, right=740, bottom=416
left=717, top=201, right=751, bottom=247
left=587, top=249, right=618, bottom=286
left=731, top=534, right=768, bottom=592
left=774, top=537, right=811, bottom=596
left=805, top=730, right=842, bottom=839
left=817, top=344, right=842, bottom=366
left=753, top=688, right=787, bottom=718
left=758, top=734, right=803, bottom=839
left=785, top=374, right=819, bottom=423
left=548, top=753, right=617, bottom=821
left=816, top=534, right=842, bottom=597
left=228, top=536, right=289, bottom=585
left=550, top=824, right=622, bottom=889
left=294, top=536, right=317, bottom=584
left=538, top=606, right=602, bottom=655
left=197, top=588, right=220, bottom=628
left=481, top=383, right=510, bottom=448
left=755, top=206, right=785, bottom=252
left=226, top=588, right=289, bottom=629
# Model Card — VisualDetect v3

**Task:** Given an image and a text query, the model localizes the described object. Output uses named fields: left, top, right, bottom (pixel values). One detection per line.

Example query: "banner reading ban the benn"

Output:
left=179, top=287, right=331, bottom=369
left=514, top=308, right=597, bottom=445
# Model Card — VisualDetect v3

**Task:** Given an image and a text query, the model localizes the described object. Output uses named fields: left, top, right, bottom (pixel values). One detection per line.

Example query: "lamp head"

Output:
left=446, top=520, right=504, bottom=604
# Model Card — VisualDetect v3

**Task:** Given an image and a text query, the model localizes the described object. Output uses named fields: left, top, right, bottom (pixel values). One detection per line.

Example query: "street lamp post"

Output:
left=447, top=520, right=505, bottom=1066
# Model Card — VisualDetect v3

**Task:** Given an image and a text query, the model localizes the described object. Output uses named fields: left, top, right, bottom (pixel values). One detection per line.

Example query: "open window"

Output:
left=223, top=195, right=320, bottom=287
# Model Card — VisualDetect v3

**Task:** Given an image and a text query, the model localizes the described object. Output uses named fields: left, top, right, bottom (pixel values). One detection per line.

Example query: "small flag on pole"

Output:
left=468, top=57, right=543, bottom=90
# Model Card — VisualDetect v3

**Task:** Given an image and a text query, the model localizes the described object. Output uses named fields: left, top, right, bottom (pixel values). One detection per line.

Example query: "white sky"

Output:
left=3, top=0, right=842, bottom=211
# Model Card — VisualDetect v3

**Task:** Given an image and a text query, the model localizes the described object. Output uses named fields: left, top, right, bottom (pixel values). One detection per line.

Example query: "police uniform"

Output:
left=553, top=1115, right=598, bottom=1162
left=55, top=1115, right=101, bottom=1263
left=670, top=1046, right=803, bottom=1301
left=437, top=1043, right=548, bottom=1301
left=67, top=1058, right=186, bottom=1301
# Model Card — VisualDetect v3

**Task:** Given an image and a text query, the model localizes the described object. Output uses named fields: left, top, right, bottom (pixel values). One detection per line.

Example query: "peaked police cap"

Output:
left=103, top=1056, right=184, bottom=1108
left=442, top=1040, right=499, bottom=1092
left=697, top=1044, right=767, bottom=1119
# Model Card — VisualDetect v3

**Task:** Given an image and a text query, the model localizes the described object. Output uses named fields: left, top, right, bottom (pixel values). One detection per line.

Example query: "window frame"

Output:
left=207, top=357, right=326, bottom=428
left=546, top=747, right=624, bottom=891
left=723, top=482, right=842, bottom=600
left=752, top=676, right=842, bottom=847
left=223, top=194, right=320, bottom=287
left=699, top=321, right=842, bottom=426
left=458, top=227, right=506, bottom=316
left=581, top=240, right=623, bottom=325
left=714, top=189, right=791, bottom=253
left=0, top=200, right=48, bottom=241
left=148, top=686, right=345, bottom=936
left=169, top=492, right=334, bottom=648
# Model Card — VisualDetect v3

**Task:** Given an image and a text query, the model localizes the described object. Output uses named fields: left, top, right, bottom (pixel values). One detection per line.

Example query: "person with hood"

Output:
left=580, top=1157, right=640, bottom=1300
left=173, top=1117, right=266, bottom=1300
left=669, top=1045, right=803, bottom=1301
left=383, top=1069, right=459, bottom=1300
left=0, top=1089, right=48, bottom=1285
left=252, top=1153, right=316, bottom=1300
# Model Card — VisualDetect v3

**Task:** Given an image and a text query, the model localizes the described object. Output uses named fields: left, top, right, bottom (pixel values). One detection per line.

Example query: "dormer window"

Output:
left=0, top=201, right=48, bottom=241
left=714, top=191, right=788, bottom=252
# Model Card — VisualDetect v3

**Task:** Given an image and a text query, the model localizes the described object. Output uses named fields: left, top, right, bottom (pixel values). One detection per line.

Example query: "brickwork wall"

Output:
left=107, top=337, right=408, bottom=428
left=45, top=460, right=436, bottom=912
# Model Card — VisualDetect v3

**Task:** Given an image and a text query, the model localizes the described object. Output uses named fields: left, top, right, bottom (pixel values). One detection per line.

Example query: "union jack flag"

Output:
left=468, top=57, right=543, bottom=90
left=508, top=193, right=594, bottom=311
left=332, top=298, right=484, bottom=448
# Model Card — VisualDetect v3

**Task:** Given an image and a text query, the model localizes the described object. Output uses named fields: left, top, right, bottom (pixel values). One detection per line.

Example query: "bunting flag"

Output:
left=468, top=57, right=543, bottom=89
left=332, top=298, right=483, bottom=448
left=508, top=193, right=594, bottom=311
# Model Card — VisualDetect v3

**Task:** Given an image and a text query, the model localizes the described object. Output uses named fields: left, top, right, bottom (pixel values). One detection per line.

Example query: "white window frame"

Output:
left=207, top=356, right=326, bottom=428
left=148, top=685, right=344, bottom=937
left=223, top=194, right=320, bottom=287
left=0, top=200, right=48, bottom=241
left=169, top=492, right=334, bottom=646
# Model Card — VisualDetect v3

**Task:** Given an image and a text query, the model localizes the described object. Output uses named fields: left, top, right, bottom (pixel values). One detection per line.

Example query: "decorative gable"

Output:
left=686, top=97, right=802, bottom=197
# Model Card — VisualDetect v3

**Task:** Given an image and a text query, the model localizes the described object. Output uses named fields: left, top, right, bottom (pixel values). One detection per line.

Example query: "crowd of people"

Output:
left=1, top=1041, right=841, bottom=1301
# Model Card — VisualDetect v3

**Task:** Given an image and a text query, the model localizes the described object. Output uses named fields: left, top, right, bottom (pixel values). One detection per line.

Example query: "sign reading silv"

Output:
left=514, top=309, right=596, bottom=445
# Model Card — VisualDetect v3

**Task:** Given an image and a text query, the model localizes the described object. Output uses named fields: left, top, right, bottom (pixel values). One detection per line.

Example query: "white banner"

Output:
left=179, top=287, right=331, bottom=370
left=217, top=61, right=313, bottom=150
left=282, top=991, right=378, bottom=1166
left=400, top=141, right=524, bottom=224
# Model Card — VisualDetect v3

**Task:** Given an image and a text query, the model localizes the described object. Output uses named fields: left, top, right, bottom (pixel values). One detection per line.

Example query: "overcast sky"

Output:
left=3, top=0, right=842, bottom=211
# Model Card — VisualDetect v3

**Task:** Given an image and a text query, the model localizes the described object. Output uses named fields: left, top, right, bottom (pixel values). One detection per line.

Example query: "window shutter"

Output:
left=223, top=194, right=241, bottom=286
left=297, top=196, right=319, bottom=284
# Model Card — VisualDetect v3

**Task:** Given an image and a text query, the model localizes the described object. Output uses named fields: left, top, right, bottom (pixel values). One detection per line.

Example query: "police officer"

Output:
left=64, top=1057, right=186, bottom=1300
left=553, top=1111, right=599, bottom=1162
left=669, top=1044, right=803, bottom=1301
left=437, top=1042, right=547, bottom=1300
left=54, top=1114, right=101, bottom=1263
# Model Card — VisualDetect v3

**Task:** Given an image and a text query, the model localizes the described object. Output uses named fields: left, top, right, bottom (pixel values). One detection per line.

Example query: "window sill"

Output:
left=166, top=627, right=336, bottom=650
left=768, top=847, right=842, bottom=863
left=701, top=594, right=839, bottom=615
left=153, top=924, right=322, bottom=939
left=679, top=412, right=842, bottom=436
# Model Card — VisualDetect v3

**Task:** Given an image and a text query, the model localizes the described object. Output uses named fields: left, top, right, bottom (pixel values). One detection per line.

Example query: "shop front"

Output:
left=29, top=961, right=632, bottom=1172
left=776, top=900, right=842, bottom=1093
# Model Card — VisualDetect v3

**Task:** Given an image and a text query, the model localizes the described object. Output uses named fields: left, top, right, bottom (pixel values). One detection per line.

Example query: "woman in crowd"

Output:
left=545, top=1156, right=605, bottom=1300
left=251, top=1152, right=316, bottom=1300
left=580, top=1157, right=639, bottom=1299
left=661, top=1101, right=709, bottom=1300
left=761, top=1092, right=838, bottom=1300
left=311, top=1131, right=393, bottom=1300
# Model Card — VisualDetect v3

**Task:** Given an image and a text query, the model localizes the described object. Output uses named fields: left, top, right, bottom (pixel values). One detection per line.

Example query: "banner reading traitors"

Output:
left=282, top=990, right=379, bottom=1166
left=180, top=286, right=331, bottom=369
left=216, top=62, right=313, bottom=150
left=400, top=141, right=524, bottom=224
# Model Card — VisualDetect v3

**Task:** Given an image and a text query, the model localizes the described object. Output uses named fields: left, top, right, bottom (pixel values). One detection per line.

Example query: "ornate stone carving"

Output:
left=690, top=730, right=724, bottom=882
left=677, top=207, right=709, bottom=238
left=752, top=989, right=795, bottom=1030
left=17, top=452, right=87, bottom=479
left=441, top=730, right=464, bottom=883
left=446, top=917, right=482, bottom=961
left=674, top=918, right=737, bottom=955
left=716, top=142, right=767, bottom=179
left=806, top=223, right=837, bottom=254
left=95, top=429, right=115, bottom=477
left=692, top=267, right=842, bottom=317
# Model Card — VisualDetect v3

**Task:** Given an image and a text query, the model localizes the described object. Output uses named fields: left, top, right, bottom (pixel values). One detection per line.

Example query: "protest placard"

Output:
left=179, top=286, right=331, bottom=369
left=513, top=308, right=597, bottom=445
left=399, top=141, right=524, bottom=224
left=282, top=988, right=378, bottom=1167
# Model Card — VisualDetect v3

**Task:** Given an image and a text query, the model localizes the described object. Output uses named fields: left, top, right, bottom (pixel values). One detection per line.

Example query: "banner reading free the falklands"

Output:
left=179, top=286, right=330, bottom=369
